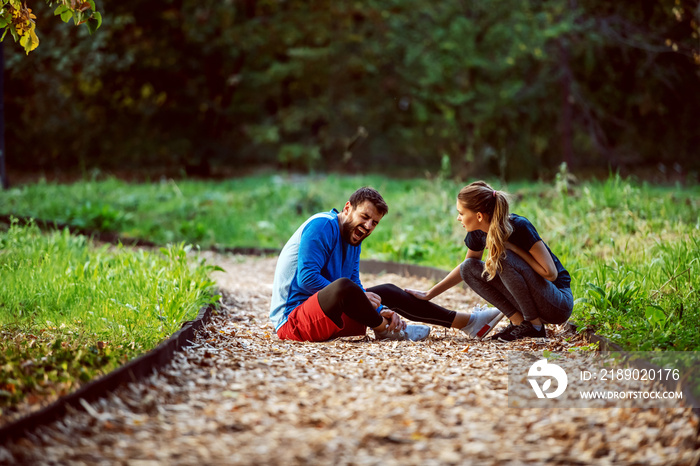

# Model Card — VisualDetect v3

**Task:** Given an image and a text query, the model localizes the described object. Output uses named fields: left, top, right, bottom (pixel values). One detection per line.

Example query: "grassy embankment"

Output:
left=0, top=220, right=220, bottom=415
left=1, top=173, right=698, bottom=358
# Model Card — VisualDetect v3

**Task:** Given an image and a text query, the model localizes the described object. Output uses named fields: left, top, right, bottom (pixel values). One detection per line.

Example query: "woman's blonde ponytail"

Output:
left=457, top=182, right=513, bottom=280
left=484, top=191, right=512, bottom=280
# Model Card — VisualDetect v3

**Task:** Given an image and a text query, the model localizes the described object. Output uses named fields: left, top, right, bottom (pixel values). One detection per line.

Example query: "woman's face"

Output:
left=456, top=201, right=489, bottom=232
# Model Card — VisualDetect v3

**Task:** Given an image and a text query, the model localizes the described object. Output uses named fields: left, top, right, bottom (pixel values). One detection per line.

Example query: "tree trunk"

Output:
left=559, top=38, right=574, bottom=169
left=0, top=44, right=7, bottom=189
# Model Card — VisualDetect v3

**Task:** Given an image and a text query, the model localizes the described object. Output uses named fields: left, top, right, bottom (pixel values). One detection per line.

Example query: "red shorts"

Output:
left=276, top=292, right=367, bottom=342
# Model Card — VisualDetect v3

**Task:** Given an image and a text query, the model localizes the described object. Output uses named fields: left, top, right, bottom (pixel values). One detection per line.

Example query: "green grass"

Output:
left=1, top=172, right=698, bottom=352
left=0, top=220, right=220, bottom=412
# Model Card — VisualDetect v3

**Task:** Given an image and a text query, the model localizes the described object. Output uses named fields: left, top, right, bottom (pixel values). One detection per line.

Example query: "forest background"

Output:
left=3, top=0, right=700, bottom=182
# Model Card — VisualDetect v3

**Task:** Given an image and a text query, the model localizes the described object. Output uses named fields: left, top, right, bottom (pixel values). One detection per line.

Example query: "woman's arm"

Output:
left=406, top=250, right=484, bottom=300
left=506, top=240, right=558, bottom=281
left=466, top=248, right=484, bottom=261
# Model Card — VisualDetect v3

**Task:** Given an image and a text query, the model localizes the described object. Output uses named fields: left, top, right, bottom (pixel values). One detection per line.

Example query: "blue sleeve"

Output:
left=350, top=250, right=364, bottom=291
left=296, top=218, right=333, bottom=294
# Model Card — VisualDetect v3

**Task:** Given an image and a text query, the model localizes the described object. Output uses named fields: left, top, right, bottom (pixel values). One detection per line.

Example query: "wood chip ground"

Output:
left=1, top=254, right=699, bottom=465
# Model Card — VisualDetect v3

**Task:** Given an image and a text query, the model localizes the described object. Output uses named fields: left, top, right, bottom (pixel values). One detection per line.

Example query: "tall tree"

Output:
left=3, top=0, right=698, bottom=179
left=0, top=0, right=101, bottom=189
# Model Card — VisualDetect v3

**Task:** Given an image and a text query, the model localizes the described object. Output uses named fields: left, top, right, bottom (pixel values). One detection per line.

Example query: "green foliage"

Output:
left=1, top=329, right=120, bottom=407
left=65, top=200, right=126, bottom=230
left=4, top=1, right=699, bottom=176
left=1, top=173, right=698, bottom=353
left=0, top=0, right=101, bottom=54
left=574, top=236, right=699, bottom=351
left=0, top=220, right=221, bottom=410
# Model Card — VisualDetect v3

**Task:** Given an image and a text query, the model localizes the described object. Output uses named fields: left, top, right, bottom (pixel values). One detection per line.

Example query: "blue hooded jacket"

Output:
left=269, top=209, right=364, bottom=331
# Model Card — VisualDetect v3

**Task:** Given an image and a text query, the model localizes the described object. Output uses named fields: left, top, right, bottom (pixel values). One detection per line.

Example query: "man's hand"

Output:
left=379, top=308, right=407, bottom=332
left=365, top=291, right=382, bottom=310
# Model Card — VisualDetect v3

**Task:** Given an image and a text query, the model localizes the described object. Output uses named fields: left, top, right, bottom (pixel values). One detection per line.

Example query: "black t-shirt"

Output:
left=464, top=213, right=571, bottom=289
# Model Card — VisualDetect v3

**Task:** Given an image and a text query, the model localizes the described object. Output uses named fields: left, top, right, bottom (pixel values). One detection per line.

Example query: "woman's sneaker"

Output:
left=375, top=324, right=431, bottom=341
left=491, top=323, right=516, bottom=341
left=496, top=321, right=547, bottom=342
left=461, top=307, right=503, bottom=339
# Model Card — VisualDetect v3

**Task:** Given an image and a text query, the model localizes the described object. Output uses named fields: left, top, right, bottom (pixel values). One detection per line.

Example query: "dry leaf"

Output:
left=1, top=254, right=697, bottom=465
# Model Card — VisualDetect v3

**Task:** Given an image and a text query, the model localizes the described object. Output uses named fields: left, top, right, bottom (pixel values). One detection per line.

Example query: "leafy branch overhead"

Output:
left=0, top=0, right=101, bottom=54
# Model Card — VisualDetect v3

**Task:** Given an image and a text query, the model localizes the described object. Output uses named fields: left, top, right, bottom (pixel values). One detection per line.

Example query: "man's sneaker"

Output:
left=461, top=307, right=503, bottom=339
left=496, top=321, right=547, bottom=342
left=375, top=324, right=430, bottom=342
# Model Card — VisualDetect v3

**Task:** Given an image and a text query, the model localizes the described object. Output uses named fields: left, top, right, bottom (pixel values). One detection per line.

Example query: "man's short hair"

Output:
left=348, top=187, right=388, bottom=216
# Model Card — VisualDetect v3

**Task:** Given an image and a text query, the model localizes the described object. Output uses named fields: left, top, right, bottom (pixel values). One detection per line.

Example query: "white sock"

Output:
left=462, top=312, right=488, bottom=334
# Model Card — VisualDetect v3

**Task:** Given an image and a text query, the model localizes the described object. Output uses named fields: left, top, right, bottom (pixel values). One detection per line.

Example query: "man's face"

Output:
left=340, top=200, right=383, bottom=246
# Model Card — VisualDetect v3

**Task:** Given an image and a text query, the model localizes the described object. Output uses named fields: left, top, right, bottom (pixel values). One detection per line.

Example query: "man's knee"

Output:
left=318, top=278, right=364, bottom=318
left=327, top=277, right=362, bottom=298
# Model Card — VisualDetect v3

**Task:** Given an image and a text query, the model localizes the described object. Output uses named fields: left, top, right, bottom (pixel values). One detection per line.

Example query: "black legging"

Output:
left=367, top=284, right=456, bottom=328
left=318, top=280, right=457, bottom=329
left=317, top=278, right=384, bottom=329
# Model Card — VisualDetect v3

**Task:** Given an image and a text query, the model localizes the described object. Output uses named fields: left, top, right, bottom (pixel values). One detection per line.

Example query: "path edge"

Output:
left=0, top=305, right=213, bottom=444
left=362, top=260, right=700, bottom=418
left=1, top=223, right=697, bottom=439
left=562, top=321, right=700, bottom=419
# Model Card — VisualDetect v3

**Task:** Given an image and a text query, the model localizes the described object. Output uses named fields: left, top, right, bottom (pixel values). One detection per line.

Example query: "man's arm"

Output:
left=350, top=251, right=363, bottom=290
left=406, top=250, right=482, bottom=300
left=349, top=243, right=385, bottom=311
left=296, top=219, right=333, bottom=293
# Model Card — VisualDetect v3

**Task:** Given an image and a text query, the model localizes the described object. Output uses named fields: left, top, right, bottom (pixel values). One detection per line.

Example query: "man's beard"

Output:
left=342, top=221, right=368, bottom=245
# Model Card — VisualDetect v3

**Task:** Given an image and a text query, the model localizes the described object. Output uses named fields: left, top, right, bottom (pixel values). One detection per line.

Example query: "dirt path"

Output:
left=2, top=253, right=698, bottom=465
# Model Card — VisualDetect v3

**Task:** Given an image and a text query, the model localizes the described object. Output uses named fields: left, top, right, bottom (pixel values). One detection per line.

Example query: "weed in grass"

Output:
left=574, top=234, right=699, bottom=351
left=66, top=201, right=127, bottom=231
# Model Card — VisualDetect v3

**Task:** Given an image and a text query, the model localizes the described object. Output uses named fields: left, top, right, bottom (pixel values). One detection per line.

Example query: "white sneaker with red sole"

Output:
left=461, top=306, right=504, bottom=339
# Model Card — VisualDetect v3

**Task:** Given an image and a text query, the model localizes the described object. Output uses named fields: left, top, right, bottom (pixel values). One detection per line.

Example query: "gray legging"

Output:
left=460, top=253, right=573, bottom=324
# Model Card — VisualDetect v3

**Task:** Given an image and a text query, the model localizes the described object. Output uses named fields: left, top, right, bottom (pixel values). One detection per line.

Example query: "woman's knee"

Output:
left=460, top=258, right=484, bottom=283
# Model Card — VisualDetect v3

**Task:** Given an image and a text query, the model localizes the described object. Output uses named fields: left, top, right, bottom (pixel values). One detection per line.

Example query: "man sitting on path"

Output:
left=270, top=187, right=431, bottom=341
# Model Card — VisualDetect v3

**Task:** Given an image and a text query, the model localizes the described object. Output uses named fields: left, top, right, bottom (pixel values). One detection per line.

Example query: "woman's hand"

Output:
left=405, top=289, right=431, bottom=301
